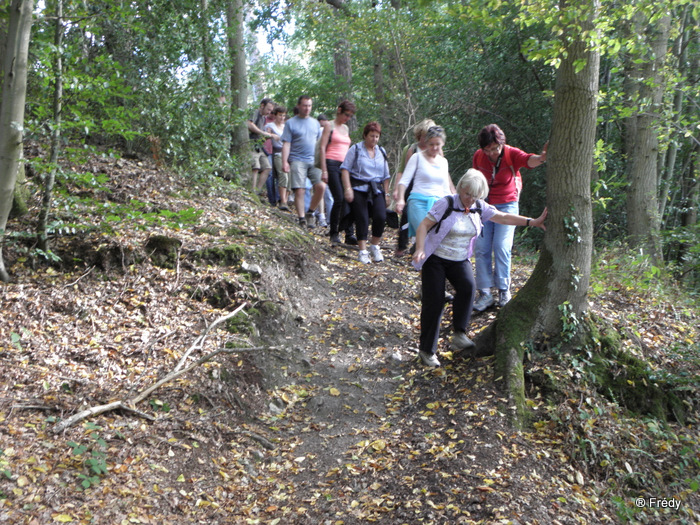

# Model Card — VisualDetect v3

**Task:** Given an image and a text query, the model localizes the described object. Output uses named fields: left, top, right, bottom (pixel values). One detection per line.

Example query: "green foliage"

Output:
left=558, top=301, right=581, bottom=342
left=590, top=245, right=676, bottom=298
left=149, top=399, right=171, bottom=413
left=563, top=214, right=582, bottom=245
left=67, top=424, right=109, bottom=490
left=663, top=223, right=700, bottom=292
left=0, top=449, right=11, bottom=485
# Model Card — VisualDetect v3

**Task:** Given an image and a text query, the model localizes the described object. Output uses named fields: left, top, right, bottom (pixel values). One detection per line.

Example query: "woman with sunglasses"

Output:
left=319, top=100, right=357, bottom=245
left=394, top=126, right=456, bottom=242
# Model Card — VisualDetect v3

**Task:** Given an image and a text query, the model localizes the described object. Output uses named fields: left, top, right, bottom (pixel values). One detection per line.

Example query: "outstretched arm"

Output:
left=412, top=215, right=438, bottom=265
left=490, top=207, right=548, bottom=230
left=527, top=141, right=548, bottom=168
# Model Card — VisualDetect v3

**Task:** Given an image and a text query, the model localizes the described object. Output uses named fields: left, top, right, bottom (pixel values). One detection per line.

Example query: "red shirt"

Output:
left=472, top=145, right=532, bottom=204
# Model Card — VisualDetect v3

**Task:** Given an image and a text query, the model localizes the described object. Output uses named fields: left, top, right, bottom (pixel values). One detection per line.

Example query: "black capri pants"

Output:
left=350, top=189, right=386, bottom=242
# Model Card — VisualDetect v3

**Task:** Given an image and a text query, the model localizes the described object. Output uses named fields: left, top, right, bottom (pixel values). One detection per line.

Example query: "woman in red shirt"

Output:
left=472, top=124, right=547, bottom=310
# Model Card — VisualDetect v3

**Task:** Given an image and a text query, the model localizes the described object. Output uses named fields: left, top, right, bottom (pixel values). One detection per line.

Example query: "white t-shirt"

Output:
left=264, top=122, right=285, bottom=152
left=434, top=212, right=477, bottom=261
left=400, top=151, right=451, bottom=197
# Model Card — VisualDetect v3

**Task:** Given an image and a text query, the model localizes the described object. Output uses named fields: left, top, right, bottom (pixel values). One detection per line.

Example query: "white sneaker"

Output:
left=314, top=210, right=328, bottom=228
left=418, top=351, right=440, bottom=367
left=473, top=290, right=494, bottom=312
left=450, top=331, right=475, bottom=351
left=358, top=250, right=371, bottom=264
left=368, top=244, right=384, bottom=262
left=498, top=290, right=512, bottom=307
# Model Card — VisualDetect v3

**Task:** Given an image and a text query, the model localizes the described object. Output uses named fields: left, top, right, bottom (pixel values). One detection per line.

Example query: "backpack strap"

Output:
left=489, top=146, right=516, bottom=186
left=429, top=195, right=457, bottom=234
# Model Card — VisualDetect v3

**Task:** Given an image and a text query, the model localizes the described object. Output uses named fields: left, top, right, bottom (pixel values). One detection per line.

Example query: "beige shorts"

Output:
left=250, top=149, right=271, bottom=172
left=289, top=161, right=322, bottom=190
left=273, top=154, right=289, bottom=189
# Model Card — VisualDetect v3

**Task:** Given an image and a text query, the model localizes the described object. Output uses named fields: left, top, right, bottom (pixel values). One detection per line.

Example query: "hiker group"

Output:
left=247, top=95, right=548, bottom=367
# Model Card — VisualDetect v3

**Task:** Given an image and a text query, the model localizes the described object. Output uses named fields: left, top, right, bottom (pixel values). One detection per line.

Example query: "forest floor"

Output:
left=0, top=152, right=699, bottom=524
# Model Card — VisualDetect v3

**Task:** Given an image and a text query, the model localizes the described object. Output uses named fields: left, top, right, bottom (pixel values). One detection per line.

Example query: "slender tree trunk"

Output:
left=37, top=0, right=64, bottom=253
left=0, top=0, right=34, bottom=282
left=477, top=0, right=600, bottom=427
left=661, top=11, right=696, bottom=225
left=227, top=0, right=248, bottom=158
left=624, top=14, right=671, bottom=263
left=200, top=0, right=214, bottom=93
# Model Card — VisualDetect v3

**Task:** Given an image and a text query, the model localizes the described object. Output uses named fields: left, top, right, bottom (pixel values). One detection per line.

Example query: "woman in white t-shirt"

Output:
left=394, top=126, right=456, bottom=238
left=264, top=106, right=289, bottom=209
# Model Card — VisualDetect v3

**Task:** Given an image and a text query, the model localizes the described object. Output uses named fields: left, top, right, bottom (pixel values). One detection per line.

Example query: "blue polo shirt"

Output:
left=281, top=116, right=321, bottom=163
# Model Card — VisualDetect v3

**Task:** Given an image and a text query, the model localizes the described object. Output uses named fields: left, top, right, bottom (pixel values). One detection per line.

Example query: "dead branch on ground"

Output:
left=52, top=304, right=279, bottom=434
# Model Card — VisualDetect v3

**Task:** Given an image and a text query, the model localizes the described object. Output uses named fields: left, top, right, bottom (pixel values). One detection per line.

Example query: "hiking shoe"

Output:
left=297, top=217, right=307, bottom=227
left=345, top=234, right=358, bottom=246
left=330, top=233, right=341, bottom=245
left=473, top=290, right=494, bottom=312
left=450, top=331, right=475, bottom=351
left=418, top=351, right=440, bottom=367
left=279, top=204, right=290, bottom=212
left=498, top=289, right=512, bottom=307
left=315, top=210, right=328, bottom=228
left=305, top=211, right=316, bottom=229
left=368, top=244, right=384, bottom=262
left=358, top=250, right=371, bottom=264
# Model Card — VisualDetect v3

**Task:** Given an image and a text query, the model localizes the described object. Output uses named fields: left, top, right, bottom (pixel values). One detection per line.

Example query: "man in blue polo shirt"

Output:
left=281, top=95, right=326, bottom=228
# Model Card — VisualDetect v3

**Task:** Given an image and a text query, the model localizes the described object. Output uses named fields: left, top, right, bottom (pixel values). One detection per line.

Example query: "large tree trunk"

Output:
left=227, top=0, right=248, bottom=159
left=623, top=14, right=671, bottom=263
left=0, top=0, right=34, bottom=282
left=476, top=0, right=600, bottom=427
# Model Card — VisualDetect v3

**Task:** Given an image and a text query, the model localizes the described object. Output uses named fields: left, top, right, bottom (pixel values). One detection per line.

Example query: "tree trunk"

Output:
left=476, top=0, right=600, bottom=427
left=624, top=14, right=671, bottom=263
left=227, top=0, right=248, bottom=159
left=200, top=0, right=214, bottom=93
left=0, top=0, right=34, bottom=282
left=37, top=0, right=64, bottom=253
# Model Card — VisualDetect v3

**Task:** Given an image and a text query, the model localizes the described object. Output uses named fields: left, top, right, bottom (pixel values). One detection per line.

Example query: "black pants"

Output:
left=419, top=255, right=476, bottom=356
left=351, top=190, right=386, bottom=242
left=397, top=186, right=412, bottom=251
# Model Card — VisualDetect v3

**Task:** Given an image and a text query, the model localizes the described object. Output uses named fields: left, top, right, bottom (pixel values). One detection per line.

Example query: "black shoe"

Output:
left=330, top=233, right=341, bottom=245
left=345, top=234, right=358, bottom=246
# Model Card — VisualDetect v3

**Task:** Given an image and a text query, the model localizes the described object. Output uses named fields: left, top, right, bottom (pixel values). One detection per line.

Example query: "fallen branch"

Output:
left=173, top=302, right=248, bottom=373
left=63, top=266, right=95, bottom=288
left=53, top=305, right=280, bottom=433
left=54, top=401, right=124, bottom=433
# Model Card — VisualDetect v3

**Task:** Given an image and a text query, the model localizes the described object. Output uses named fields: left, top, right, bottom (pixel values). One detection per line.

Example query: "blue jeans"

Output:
left=266, top=154, right=279, bottom=205
left=474, top=201, right=518, bottom=291
left=304, top=178, right=333, bottom=213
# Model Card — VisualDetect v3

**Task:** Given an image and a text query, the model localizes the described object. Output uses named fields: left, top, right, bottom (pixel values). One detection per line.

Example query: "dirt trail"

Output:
left=244, top=230, right=594, bottom=524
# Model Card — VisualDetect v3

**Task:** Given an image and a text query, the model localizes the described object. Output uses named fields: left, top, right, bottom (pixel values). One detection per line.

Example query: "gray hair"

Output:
left=456, top=169, right=489, bottom=200
left=425, top=126, right=446, bottom=143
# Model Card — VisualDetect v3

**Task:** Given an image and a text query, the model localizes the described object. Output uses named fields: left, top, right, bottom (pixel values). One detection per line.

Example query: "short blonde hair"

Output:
left=414, top=119, right=437, bottom=141
left=456, top=169, right=489, bottom=200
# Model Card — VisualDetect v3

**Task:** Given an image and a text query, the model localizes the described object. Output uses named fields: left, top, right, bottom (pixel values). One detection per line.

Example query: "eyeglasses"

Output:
left=482, top=144, right=502, bottom=155
left=428, top=126, right=444, bottom=133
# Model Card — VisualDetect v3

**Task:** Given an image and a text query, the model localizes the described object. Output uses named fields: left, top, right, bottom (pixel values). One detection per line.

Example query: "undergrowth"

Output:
left=525, top=245, right=700, bottom=523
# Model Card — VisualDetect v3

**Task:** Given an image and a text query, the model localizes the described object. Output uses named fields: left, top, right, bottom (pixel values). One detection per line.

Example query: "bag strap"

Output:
left=429, top=195, right=456, bottom=234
